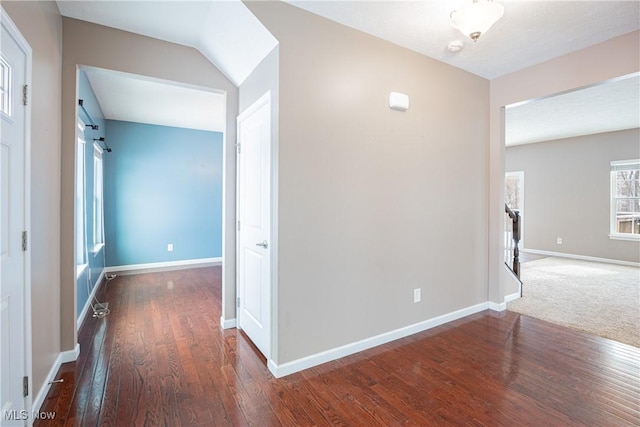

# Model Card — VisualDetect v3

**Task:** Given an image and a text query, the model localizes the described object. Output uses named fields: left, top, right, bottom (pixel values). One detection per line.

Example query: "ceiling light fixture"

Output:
left=450, top=0, right=504, bottom=42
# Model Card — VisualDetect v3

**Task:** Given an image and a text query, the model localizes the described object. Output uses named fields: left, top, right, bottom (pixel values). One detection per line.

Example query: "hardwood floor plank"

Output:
left=35, top=267, right=640, bottom=426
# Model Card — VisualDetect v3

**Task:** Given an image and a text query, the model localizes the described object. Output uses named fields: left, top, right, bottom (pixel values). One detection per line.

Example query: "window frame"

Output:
left=610, top=159, right=640, bottom=241
left=1, top=54, right=12, bottom=119
left=92, top=142, right=105, bottom=254
left=76, top=120, right=88, bottom=277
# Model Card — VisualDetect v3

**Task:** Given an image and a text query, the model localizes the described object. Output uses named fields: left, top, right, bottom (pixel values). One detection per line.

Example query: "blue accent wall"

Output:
left=103, top=120, right=223, bottom=267
left=77, top=70, right=106, bottom=319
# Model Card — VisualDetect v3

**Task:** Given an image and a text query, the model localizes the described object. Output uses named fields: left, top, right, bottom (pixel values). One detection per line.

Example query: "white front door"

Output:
left=237, top=92, right=271, bottom=358
left=1, top=9, right=30, bottom=426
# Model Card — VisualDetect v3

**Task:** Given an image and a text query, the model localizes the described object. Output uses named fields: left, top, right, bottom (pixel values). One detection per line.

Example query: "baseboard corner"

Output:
left=220, top=316, right=236, bottom=329
left=504, top=291, right=521, bottom=303
left=488, top=301, right=507, bottom=312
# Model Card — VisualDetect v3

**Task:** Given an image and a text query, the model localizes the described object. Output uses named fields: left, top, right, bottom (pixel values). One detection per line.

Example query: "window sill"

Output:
left=609, top=234, right=640, bottom=242
left=76, top=263, right=88, bottom=279
left=92, top=243, right=105, bottom=257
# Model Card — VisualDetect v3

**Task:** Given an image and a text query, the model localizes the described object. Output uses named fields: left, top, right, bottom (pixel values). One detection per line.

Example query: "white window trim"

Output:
left=76, top=119, right=88, bottom=277
left=0, top=54, right=12, bottom=119
left=92, top=142, right=105, bottom=254
left=609, top=159, right=640, bottom=241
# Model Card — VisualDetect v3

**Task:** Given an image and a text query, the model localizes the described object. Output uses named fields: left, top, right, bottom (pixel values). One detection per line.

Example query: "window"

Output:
left=76, top=121, right=88, bottom=276
left=0, top=55, right=12, bottom=117
left=611, top=160, right=640, bottom=240
left=93, top=143, right=104, bottom=252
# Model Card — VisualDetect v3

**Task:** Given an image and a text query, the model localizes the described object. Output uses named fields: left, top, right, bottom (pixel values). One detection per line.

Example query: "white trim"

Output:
left=76, top=269, right=105, bottom=330
left=610, top=159, right=640, bottom=240
left=487, top=301, right=506, bottom=311
left=609, top=233, right=640, bottom=241
left=32, top=343, right=79, bottom=414
left=504, top=291, right=521, bottom=303
left=76, top=262, right=88, bottom=279
left=220, top=316, right=237, bottom=329
left=60, top=343, right=80, bottom=364
left=268, top=301, right=493, bottom=378
left=1, top=6, right=34, bottom=422
left=104, top=257, right=222, bottom=275
left=522, top=249, right=640, bottom=268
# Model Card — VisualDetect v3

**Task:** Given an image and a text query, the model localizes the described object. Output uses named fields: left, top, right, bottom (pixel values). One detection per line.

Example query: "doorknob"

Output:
left=256, top=240, right=268, bottom=249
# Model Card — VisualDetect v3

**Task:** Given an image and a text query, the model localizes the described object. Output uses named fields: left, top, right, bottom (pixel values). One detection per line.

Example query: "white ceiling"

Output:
left=506, top=74, right=640, bottom=146
left=287, top=1, right=640, bottom=80
left=84, top=67, right=226, bottom=132
left=57, top=1, right=640, bottom=142
left=57, top=0, right=278, bottom=86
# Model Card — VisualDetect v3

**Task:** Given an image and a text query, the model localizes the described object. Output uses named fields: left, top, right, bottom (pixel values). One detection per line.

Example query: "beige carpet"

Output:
left=507, top=257, right=640, bottom=347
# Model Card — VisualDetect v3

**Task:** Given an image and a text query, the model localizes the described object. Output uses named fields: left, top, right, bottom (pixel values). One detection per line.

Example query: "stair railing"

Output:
left=504, top=204, right=521, bottom=286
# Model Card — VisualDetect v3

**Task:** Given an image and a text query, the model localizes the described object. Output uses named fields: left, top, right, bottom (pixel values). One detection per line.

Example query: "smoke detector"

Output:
left=447, top=40, right=465, bottom=53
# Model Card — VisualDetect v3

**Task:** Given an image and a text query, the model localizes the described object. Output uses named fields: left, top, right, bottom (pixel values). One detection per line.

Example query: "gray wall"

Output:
left=506, top=128, right=640, bottom=263
left=3, top=0, right=63, bottom=400
left=246, top=1, right=490, bottom=365
left=61, top=17, right=239, bottom=351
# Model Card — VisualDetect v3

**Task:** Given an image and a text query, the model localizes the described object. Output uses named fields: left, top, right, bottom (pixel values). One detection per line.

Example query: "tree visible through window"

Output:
left=611, top=160, right=640, bottom=238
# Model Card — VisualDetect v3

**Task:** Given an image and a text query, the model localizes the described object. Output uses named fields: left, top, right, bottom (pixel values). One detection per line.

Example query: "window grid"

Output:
left=0, top=56, right=12, bottom=117
left=611, top=160, right=640, bottom=238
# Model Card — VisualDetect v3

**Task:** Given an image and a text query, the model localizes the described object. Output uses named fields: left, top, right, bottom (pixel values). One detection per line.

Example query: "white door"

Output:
left=1, top=10, right=31, bottom=426
left=237, top=92, right=271, bottom=358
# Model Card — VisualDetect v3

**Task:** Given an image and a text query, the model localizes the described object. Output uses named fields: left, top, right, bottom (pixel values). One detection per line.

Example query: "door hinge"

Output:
left=235, top=143, right=241, bottom=154
left=23, top=376, right=29, bottom=397
left=21, top=231, right=27, bottom=251
left=23, top=85, right=28, bottom=106
left=236, top=297, right=240, bottom=308
left=237, top=221, right=241, bottom=231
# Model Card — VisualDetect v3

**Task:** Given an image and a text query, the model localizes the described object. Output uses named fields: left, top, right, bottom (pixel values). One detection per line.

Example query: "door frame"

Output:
left=1, top=5, right=33, bottom=418
left=235, top=90, right=273, bottom=360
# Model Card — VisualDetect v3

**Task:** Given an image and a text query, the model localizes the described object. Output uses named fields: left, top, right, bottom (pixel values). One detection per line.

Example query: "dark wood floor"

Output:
left=37, top=266, right=640, bottom=426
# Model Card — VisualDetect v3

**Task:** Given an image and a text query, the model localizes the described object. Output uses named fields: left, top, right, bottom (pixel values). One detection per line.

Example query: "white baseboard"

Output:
left=523, top=249, right=640, bottom=267
left=504, top=291, right=521, bottom=303
left=487, top=301, right=506, bottom=311
left=77, top=270, right=105, bottom=330
left=104, top=257, right=222, bottom=275
left=220, top=316, right=237, bottom=329
left=32, top=343, right=80, bottom=413
left=268, top=301, right=492, bottom=378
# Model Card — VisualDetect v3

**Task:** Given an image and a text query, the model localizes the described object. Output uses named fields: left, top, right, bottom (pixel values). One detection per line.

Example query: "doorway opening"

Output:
left=73, top=66, right=228, bottom=335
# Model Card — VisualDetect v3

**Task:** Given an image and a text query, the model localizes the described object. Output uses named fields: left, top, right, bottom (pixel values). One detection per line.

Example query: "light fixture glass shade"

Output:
left=450, top=0, right=504, bottom=42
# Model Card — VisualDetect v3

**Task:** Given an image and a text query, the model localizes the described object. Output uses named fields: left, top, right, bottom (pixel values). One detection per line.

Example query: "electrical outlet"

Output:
left=556, top=237, right=563, bottom=245
left=414, top=288, right=421, bottom=303
left=167, top=243, right=174, bottom=252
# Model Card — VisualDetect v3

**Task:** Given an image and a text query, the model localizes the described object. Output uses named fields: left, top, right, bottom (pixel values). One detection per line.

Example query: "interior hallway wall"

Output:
left=247, top=1, right=490, bottom=365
